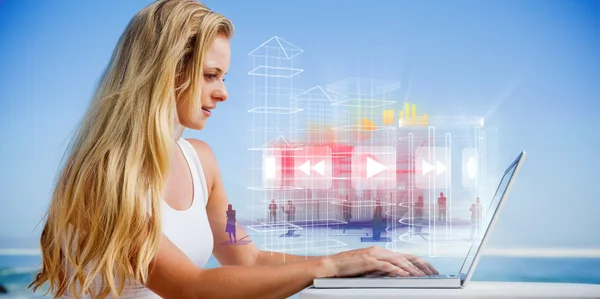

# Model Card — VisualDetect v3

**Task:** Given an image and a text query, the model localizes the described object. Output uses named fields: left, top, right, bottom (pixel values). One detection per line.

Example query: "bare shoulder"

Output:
left=186, top=138, right=221, bottom=164
left=185, top=138, right=212, bottom=153
left=184, top=138, right=220, bottom=188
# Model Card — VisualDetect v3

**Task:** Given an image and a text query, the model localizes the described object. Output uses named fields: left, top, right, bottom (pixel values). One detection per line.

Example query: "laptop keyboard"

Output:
left=405, top=274, right=453, bottom=279
left=363, top=270, right=458, bottom=279
left=369, top=274, right=456, bottom=279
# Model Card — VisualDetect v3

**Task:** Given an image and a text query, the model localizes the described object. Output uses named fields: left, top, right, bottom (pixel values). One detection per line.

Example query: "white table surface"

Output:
left=299, top=281, right=600, bottom=299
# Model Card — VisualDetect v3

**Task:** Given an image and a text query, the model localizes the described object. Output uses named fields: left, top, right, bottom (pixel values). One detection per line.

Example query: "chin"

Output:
left=182, top=118, right=206, bottom=130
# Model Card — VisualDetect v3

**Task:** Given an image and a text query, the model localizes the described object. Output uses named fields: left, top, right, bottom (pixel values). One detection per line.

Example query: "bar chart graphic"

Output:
left=382, top=102, right=428, bottom=127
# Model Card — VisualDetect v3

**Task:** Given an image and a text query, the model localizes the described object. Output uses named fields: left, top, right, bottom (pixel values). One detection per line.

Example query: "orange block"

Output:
left=382, top=110, right=394, bottom=125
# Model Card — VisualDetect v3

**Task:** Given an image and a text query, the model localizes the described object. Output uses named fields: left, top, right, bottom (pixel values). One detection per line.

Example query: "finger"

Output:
left=364, top=257, right=398, bottom=274
left=409, top=258, right=434, bottom=275
left=389, top=257, right=425, bottom=276
left=410, top=256, right=439, bottom=275
left=369, top=250, right=425, bottom=276
left=366, top=248, right=425, bottom=276
left=428, top=263, right=439, bottom=275
left=405, top=255, right=438, bottom=275
left=385, top=253, right=427, bottom=276
left=402, top=259, right=427, bottom=276
left=365, top=257, right=409, bottom=277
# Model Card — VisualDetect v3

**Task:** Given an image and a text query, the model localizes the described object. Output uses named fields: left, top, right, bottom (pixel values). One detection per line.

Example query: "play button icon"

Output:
left=435, top=160, right=447, bottom=175
left=366, top=157, right=387, bottom=179
left=351, top=146, right=396, bottom=190
left=422, top=160, right=434, bottom=176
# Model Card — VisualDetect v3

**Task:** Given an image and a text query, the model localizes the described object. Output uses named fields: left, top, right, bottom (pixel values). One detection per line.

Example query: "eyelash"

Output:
left=204, top=74, right=226, bottom=82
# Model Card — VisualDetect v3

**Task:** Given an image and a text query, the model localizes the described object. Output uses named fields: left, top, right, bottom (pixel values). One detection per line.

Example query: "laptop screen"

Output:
left=458, top=152, right=522, bottom=280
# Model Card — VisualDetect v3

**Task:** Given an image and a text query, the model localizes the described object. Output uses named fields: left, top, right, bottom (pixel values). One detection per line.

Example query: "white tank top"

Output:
left=61, top=138, right=214, bottom=298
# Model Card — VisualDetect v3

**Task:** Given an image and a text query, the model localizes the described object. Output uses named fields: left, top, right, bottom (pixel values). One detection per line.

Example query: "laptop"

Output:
left=313, top=151, right=526, bottom=289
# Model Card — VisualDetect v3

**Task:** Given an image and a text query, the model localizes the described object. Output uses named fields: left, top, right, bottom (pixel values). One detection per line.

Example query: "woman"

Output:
left=30, top=1, right=437, bottom=298
left=226, top=204, right=236, bottom=243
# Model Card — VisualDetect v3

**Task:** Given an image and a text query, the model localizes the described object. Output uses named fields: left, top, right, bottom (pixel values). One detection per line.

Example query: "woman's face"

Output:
left=178, top=34, right=230, bottom=130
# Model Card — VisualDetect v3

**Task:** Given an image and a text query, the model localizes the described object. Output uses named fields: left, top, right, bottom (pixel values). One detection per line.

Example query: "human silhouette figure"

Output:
left=268, top=199, right=277, bottom=223
left=281, top=200, right=297, bottom=237
left=372, top=200, right=384, bottom=240
left=281, top=200, right=296, bottom=222
left=226, top=204, right=237, bottom=243
left=437, top=192, right=447, bottom=224
left=470, top=197, right=483, bottom=240
left=413, top=196, right=425, bottom=234
left=342, top=196, right=352, bottom=233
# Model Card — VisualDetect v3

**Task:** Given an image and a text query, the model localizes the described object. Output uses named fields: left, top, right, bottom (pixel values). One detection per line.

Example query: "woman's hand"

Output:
left=320, top=246, right=438, bottom=278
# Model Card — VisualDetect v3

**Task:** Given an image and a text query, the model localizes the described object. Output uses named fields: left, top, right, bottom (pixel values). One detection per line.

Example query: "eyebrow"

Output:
left=205, top=67, right=227, bottom=75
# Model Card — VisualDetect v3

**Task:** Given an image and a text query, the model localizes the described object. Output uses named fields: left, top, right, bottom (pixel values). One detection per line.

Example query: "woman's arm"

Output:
left=255, top=250, right=321, bottom=265
left=187, top=139, right=437, bottom=274
left=145, top=234, right=331, bottom=299
left=146, top=233, right=435, bottom=299
left=189, top=139, right=315, bottom=267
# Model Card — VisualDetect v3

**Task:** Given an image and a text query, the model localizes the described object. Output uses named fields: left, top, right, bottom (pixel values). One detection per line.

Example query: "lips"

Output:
left=202, top=107, right=212, bottom=117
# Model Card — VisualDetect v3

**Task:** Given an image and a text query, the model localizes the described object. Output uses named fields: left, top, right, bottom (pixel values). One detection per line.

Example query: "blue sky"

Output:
left=0, top=0, right=598, bottom=249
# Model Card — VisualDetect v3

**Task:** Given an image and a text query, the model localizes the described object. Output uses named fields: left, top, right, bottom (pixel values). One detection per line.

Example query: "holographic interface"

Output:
left=245, top=36, right=498, bottom=258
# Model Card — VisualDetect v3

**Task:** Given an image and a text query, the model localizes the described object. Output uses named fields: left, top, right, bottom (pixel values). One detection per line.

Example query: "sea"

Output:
left=1, top=254, right=599, bottom=298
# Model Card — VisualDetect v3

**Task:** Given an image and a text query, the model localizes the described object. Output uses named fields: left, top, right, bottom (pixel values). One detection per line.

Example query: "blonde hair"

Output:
left=29, top=0, right=233, bottom=297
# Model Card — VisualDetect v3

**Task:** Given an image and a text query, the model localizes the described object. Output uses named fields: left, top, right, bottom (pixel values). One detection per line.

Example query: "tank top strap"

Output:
left=177, top=138, right=210, bottom=207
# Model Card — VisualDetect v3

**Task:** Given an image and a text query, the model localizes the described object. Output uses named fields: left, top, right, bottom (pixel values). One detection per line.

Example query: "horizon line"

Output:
left=1, top=247, right=600, bottom=258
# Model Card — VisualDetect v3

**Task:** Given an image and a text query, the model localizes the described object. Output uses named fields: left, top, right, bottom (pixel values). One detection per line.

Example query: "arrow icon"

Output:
left=414, top=146, right=449, bottom=189
left=299, top=160, right=311, bottom=175
left=436, top=160, right=447, bottom=175
left=298, top=160, right=326, bottom=176
left=366, top=157, right=387, bottom=179
left=422, top=160, right=434, bottom=176
left=422, top=160, right=447, bottom=176
left=312, top=160, right=325, bottom=175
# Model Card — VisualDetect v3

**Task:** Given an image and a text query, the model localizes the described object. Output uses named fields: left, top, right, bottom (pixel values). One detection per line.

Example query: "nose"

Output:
left=213, top=80, right=228, bottom=102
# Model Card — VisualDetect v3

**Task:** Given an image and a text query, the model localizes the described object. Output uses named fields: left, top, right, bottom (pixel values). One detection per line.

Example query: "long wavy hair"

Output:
left=29, top=1, right=233, bottom=297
